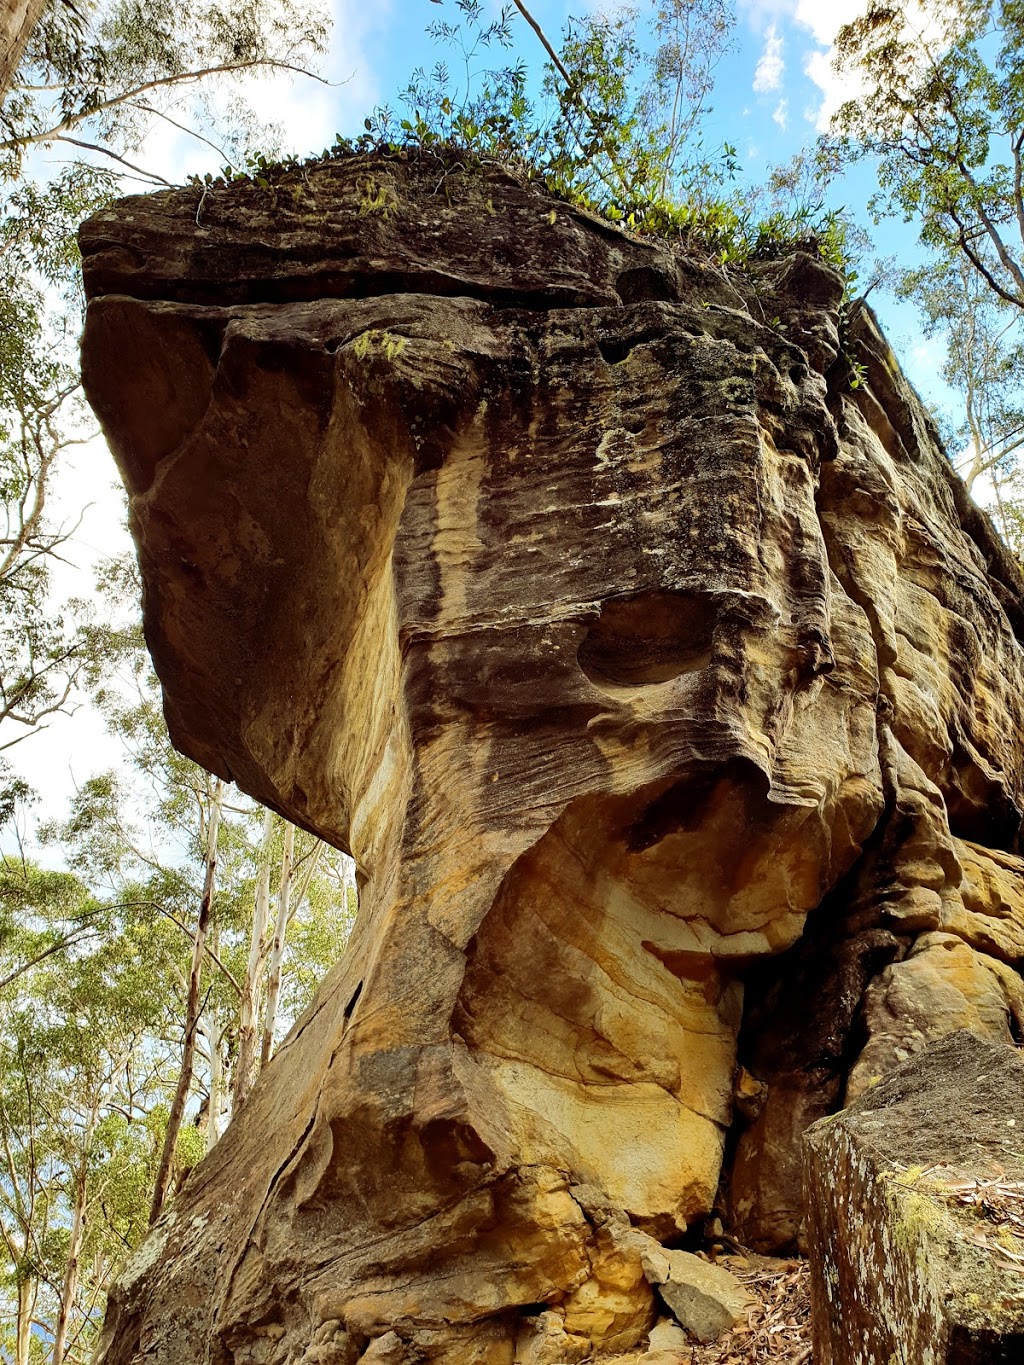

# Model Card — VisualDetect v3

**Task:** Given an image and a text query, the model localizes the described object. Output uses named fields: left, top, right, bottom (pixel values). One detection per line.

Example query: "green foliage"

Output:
left=353, top=0, right=859, bottom=279
left=1, top=609, right=360, bottom=1345
left=2, top=0, right=329, bottom=182
left=0, top=0, right=330, bottom=789
left=0, top=0, right=353, bottom=1347
left=196, top=0, right=858, bottom=295
left=0, top=856, right=181, bottom=1356
left=279, top=865, right=356, bottom=1023
left=832, top=0, right=1024, bottom=530
left=832, top=0, right=1024, bottom=310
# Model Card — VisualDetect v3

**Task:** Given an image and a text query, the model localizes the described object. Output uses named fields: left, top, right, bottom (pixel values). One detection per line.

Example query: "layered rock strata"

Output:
left=79, top=154, right=1024, bottom=1362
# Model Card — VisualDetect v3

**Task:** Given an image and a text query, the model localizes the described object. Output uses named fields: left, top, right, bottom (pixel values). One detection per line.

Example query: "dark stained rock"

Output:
left=803, top=1031, right=1024, bottom=1364
left=78, top=153, right=1024, bottom=1363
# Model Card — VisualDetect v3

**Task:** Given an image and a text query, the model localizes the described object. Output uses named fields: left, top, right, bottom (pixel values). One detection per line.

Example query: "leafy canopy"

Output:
left=831, top=0, right=1024, bottom=539
left=344, top=0, right=856, bottom=273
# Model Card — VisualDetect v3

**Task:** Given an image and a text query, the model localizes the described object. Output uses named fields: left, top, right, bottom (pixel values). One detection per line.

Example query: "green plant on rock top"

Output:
left=357, top=176, right=399, bottom=218
left=352, top=330, right=406, bottom=362
left=355, top=0, right=862, bottom=287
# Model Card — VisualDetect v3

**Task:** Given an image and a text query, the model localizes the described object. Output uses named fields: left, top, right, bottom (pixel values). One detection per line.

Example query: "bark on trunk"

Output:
left=15, top=1275, right=35, bottom=1365
left=204, top=940, right=224, bottom=1152
left=260, top=821, right=294, bottom=1070
left=0, top=0, right=47, bottom=102
left=51, top=1153, right=89, bottom=1365
left=149, top=778, right=224, bottom=1224
left=233, top=808, right=275, bottom=1109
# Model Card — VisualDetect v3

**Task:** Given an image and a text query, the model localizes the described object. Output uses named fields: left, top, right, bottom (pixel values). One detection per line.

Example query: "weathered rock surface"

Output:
left=639, top=1243, right=752, bottom=1343
left=78, top=153, right=1024, bottom=1362
left=645, top=1319, right=689, bottom=1355
left=804, top=1031, right=1024, bottom=1363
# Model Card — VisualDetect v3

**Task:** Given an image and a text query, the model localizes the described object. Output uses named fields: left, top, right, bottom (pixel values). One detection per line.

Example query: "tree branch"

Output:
left=1, top=58, right=330, bottom=153
left=510, top=0, right=630, bottom=199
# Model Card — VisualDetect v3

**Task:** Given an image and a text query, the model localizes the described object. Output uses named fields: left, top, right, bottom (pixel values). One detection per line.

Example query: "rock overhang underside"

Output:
left=78, top=152, right=1024, bottom=1365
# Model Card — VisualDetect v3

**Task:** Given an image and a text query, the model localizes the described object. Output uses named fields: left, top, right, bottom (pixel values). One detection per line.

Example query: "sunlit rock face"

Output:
left=79, top=154, right=1024, bottom=1363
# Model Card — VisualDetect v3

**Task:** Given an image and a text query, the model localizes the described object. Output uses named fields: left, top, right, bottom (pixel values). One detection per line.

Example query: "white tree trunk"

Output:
left=0, top=0, right=47, bottom=101
left=51, top=1150, right=89, bottom=1365
left=14, top=1274, right=35, bottom=1365
left=260, top=822, right=294, bottom=1070
left=149, top=778, right=224, bottom=1224
left=205, top=1017, right=223, bottom=1151
left=233, top=808, right=275, bottom=1109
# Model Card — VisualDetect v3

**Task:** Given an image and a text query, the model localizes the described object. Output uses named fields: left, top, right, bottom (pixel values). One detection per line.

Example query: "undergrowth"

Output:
left=187, top=132, right=854, bottom=279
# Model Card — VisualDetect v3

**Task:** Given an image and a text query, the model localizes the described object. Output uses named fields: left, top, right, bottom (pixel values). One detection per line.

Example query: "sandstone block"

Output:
left=78, top=152, right=1024, bottom=1357
left=645, top=1318, right=689, bottom=1353
left=358, top=1334, right=415, bottom=1364
left=847, top=932, right=1024, bottom=1100
left=640, top=1246, right=751, bottom=1344
left=804, top=1031, right=1024, bottom=1364
left=514, top=1311, right=589, bottom=1364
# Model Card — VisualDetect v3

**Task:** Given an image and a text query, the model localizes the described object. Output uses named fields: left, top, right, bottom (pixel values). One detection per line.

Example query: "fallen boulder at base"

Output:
left=639, top=1242, right=752, bottom=1344
left=803, top=1030, right=1024, bottom=1364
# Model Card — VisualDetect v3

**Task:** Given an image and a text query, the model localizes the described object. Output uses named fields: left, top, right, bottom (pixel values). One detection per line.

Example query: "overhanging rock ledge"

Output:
left=79, top=153, right=1024, bottom=1364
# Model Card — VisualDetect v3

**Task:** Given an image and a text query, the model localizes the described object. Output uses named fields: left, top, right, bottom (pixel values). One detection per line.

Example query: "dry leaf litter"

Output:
left=601, top=1251, right=813, bottom=1365
left=686, top=1253, right=812, bottom=1365
left=926, top=1167, right=1024, bottom=1271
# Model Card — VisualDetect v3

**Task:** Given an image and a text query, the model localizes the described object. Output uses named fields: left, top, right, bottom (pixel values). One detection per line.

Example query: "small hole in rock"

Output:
left=578, top=590, right=716, bottom=687
left=597, top=336, right=634, bottom=366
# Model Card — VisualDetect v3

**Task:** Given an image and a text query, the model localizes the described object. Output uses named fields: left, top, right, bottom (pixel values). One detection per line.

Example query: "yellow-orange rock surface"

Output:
left=78, top=154, right=1024, bottom=1362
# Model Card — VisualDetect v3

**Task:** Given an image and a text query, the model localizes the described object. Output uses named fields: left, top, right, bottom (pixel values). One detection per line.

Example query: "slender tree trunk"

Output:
left=343, top=855, right=358, bottom=917
left=0, top=0, right=47, bottom=102
left=51, top=1148, right=90, bottom=1365
left=14, top=1273, right=35, bottom=1365
left=260, top=822, right=294, bottom=1069
left=963, top=407, right=985, bottom=495
left=149, top=778, right=224, bottom=1225
left=233, top=808, right=275, bottom=1109
left=205, top=1018, right=224, bottom=1149
left=205, top=931, right=224, bottom=1152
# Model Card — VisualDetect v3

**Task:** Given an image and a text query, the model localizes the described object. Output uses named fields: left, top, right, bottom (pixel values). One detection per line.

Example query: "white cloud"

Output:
left=911, top=337, right=944, bottom=369
left=792, top=0, right=865, bottom=47
left=802, top=43, right=868, bottom=132
left=792, top=0, right=955, bottom=133
left=245, top=0, right=389, bottom=161
left=772, top=98, right=788, bottom=130
left=753, top=24, right=785, bottom=93
left=737, top=0, right=793, bottom=27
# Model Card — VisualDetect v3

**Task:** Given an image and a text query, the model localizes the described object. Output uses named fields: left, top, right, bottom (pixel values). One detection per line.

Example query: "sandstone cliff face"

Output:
left=79, top=155, right=1024, bottom=1363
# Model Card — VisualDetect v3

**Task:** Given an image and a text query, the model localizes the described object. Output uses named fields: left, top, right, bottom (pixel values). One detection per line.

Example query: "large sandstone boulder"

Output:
left=803, top=1031, right=1024, bottom=1363
left=78, top=152, right=1024, bottom=1362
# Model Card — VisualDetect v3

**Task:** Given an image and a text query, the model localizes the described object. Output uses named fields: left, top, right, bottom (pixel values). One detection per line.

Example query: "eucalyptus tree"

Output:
left=830, top=0, right=1024, bottom=536
left=898, top=253, right=1024, bottom=527
left=0, top=858, right=181, bottom=1362
left=0, top=0, right=46, bottom=101
left=833, top=0, right=1024, bottom=315
left=13, top=633, right=357, bottom=1337
left=0, top=0, right=330, bottom=781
